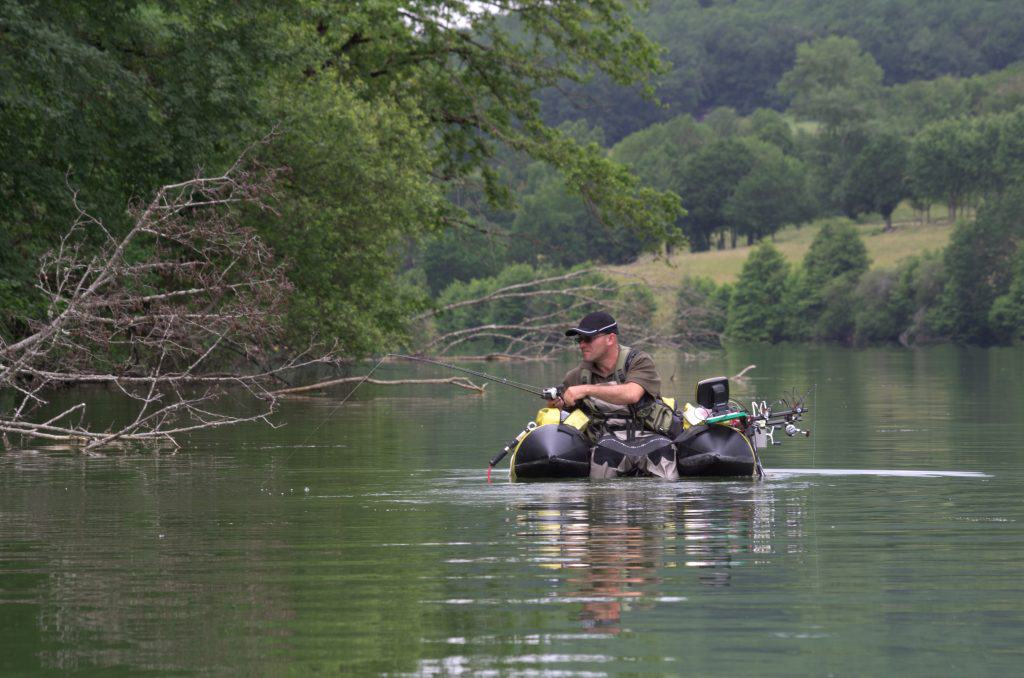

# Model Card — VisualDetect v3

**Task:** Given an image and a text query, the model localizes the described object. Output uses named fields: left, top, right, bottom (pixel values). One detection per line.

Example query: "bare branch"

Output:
left=0, top=138, right=335, bottom=451
left=271, top=376, right=486, bottom=396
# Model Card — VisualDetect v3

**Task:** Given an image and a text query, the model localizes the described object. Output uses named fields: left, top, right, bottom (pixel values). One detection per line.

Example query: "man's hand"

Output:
left=561, top=385, right=589, bottom=408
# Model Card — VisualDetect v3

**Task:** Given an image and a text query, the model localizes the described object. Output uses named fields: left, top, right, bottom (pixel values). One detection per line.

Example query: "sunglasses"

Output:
left=575, top=333, right=607, bottom=345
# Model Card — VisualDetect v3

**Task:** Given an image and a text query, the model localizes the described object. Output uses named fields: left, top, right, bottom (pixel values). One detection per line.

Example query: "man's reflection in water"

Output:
left=514, top=482, right=783, bottom=634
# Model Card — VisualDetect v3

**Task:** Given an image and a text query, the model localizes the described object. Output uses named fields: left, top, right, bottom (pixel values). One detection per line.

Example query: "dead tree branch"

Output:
left=416, top=267, right=720, bottom=359
left=0, top=141, right=334, bottom=451
left=270, top=376, right=486, bottom=396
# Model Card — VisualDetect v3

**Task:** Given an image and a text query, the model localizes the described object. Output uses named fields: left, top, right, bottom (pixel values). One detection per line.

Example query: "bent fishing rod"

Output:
left=387, top=353, right=565, bottom=475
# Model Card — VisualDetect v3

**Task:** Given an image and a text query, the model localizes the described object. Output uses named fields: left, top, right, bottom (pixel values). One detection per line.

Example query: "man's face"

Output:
left=577, top=332, right=613, bottom=363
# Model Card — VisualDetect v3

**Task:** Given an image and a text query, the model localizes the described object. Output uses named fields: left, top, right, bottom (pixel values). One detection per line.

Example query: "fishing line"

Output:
left=811, top=383, right=818, bottom=468
left=259, top=354, right=389, bottom=492
left=260, top=352, right=554, bottom=492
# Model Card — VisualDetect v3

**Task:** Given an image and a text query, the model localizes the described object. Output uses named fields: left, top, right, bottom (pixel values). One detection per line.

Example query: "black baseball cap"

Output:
left=565, top=311, right=618, bottom=337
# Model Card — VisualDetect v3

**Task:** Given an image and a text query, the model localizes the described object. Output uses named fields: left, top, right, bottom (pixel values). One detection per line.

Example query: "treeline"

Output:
left=678, top=198, right=1024, bottom=346
left=418, top=33, right=1024, bottom=298
left=7, top=2, right=1024, bottom=358
left=0, top=1, right=679, bottom=357
left=541, top=0, right=1024, bottom=142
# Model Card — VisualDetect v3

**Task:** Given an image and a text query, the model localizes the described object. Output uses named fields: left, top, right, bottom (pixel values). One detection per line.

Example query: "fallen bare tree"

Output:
left=413, top=268, right=722, bottom=358
left=0, top=148, right=339, bottom=451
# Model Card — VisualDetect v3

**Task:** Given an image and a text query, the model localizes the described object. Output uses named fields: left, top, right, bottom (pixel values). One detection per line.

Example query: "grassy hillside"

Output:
left=605, top=205, right=956, bottom=325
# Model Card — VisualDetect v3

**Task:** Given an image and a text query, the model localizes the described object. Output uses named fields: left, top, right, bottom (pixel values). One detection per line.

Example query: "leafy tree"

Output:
left=611, top=114, right=714, bottom=193
left=1, top=1, right=684, bottom=356
left=0, top=1, right=281, bottom=336
left=418, top=227, right=509, bottom=296
left=678, top=139, right=754, bottom=251
left=703, top=107, right=742, bottom=138
left=777, top=36, right=884, bottom=135
left=803, top=220, right=871, bottom=288
left=748, top=108, right=796, bottom=155
left=992, top=108, right=1024, bottom=194
left=777, top=36, right=885, bottom=210
left=725, top=242, right=790, bottom=343
left=842, top=132, right=910, bottom=231
left=538, top=1, right=1024, bottom=140
left=251, top=79, right=441, bottom=356
left=907, top=117, right=987, bottom=220
left=508, top=162, right=654, bottom=268
left=852, top=268, right=910, bottom=344
left=941, top=186, right=1024, bottom=344
left=791, top=220, right=870, bottom=342
left=724, top=141, right=812, bottom=245
left=883, top=76, right=980, bottom=133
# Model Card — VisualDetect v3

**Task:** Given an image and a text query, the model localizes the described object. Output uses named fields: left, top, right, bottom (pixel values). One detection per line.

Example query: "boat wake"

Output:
left=765, top=468, right=990, bottom=478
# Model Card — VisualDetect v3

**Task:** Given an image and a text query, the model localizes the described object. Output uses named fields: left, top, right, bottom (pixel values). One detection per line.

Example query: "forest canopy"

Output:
left=0, top=0, right=680, bottom=354
left=4, top=0, right=1024, bottom=359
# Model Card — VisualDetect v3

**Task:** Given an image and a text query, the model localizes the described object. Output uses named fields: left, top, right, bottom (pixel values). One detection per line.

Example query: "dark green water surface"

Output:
left=2, top=345, right=1023, bottom=675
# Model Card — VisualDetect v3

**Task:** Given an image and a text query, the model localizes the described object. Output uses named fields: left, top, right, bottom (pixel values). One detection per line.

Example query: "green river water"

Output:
left=2, top=344, right=1023, bottom=676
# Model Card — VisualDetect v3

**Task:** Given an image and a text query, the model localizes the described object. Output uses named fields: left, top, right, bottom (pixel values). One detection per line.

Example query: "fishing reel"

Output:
left=541, top=386, right=562, bottom=401
left=746, top=388, right=812, bottom=449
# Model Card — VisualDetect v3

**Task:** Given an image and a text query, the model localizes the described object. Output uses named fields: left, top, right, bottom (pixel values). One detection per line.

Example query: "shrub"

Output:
left=726, top=242, right=790, bottom=342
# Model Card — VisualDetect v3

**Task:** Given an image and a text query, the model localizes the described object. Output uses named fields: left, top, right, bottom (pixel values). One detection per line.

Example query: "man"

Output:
left=549, top=311, right=661, bottom=413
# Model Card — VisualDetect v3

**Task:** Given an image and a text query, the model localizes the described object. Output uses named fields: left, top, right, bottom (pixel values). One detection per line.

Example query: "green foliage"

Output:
left=988, top=244, right=1024, bottom=343
left=541, top=1, right=1024, bottom=142
left=748, top=109, right=796, bottom=155
left=778, top=36, right=884, bottom=134
left=615, top=283, right=659, bottom=330
left=508, top=162, right=656, bottom=268
left=883, top=76, right=982, bottom=133
left=250, top=79, right=441, bottom=355
left=725, top=140, right=813, bottom=244
left=1, top=0, right=685, bottom=357
left=842, top=132, right=910, bottom=229
left=611, top=114, right=715, bottom=192
left=803, top=220, right=871, bottom=288
left=852, top=269, right=909, bottom=344
left=703, top=107, right=742, bottom=138
left=941, top=187, right=1024, bottom=344
left=850, top=252, right=952, bottom=346
left=675, top=276, right=730, bottom=347
left=0, top=0, right=279, bottom=334
left=789, top=220, right=871, bottom=342
left=430, top=264, right=647, bottom=355
left=725, top=242, right=790, bottom=343
left=907, top=116, right=991, bottom=218
left=679, top=139, right=754, bottom=251
left=419, top=228, right=509, bottom=295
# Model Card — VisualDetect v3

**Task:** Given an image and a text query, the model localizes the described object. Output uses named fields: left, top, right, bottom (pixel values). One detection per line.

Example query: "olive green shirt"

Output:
left=561, top=348, right=661, bottom=399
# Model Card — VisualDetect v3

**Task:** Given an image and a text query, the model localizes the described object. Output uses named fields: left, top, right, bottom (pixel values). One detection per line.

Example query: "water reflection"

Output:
left=511, top=481, right=789, bottom=633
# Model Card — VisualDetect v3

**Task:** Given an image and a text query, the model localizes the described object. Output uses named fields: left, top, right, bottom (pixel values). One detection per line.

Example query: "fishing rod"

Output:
left=387, top=353, right=567, bottom=477
left=387, top=353, right=560, bottom=400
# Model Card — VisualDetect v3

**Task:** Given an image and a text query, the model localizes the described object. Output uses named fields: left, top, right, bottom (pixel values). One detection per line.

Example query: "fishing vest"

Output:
left=579, top=346, right=679, bottom=436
